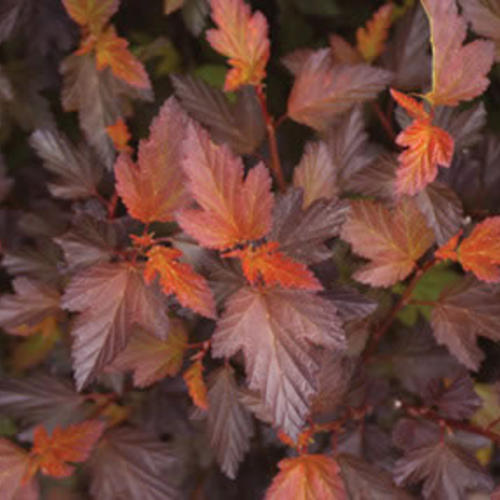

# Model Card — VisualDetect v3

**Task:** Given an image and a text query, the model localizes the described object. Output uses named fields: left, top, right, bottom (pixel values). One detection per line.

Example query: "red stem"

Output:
left=372, top=101, right=396, bottom=142
left=256, top=86, right=286, bottom=192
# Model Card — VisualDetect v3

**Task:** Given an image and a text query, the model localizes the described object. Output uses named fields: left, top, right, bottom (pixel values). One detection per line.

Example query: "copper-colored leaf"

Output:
left=144, top=245, right=216, bottom=318
left=115, top=97, right=191, bottom=223
left=94, top=26, right=151, bottom=90
left=341, top=198, right=434, bottom=287
left=176, top=122, right=273, bottom=250
left=106, top=118, right=132, bottom=154
left=356, top=4, right=393, bottom=63
left=287, top=48, right=392, bottom=131
left=62, top=0, right=118, bottom=34
left=329, top=36, right=362, bottom=65
left=206, top=0, right=270, bottom=91
left=31, top=420, right=105, bottom=478
left=212, top=286, right=345, bottom=438
left=422, top=0, right=495, bottom=107
left=183, top=358, right=208, bottom=410
left=110, top=323, right=187, bottom=388
left=293, top=141, right=338, bottom=208
left=265, top=454, right=347, bottom=500
left=62, top=262, right=170, bottom=389
left=390, top=89, right=430, bottom=121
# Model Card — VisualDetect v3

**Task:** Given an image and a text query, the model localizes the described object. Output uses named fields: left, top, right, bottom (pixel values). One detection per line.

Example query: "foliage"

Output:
left=0, top=0, right=500, bottom=498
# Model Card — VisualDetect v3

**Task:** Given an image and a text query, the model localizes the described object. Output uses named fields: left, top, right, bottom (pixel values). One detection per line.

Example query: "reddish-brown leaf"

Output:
left=341, top=198, right=435, bottom=287
left=212, top=286, right=345, bottom=438
left=395, top=117, right=454, bottom=195
left=0, top=438, right=38, bottom=500
left=31, top=420, right=105, bottom=478
left=265, top=454, right=347, bottom=500
left=144, top=246, right=216, bottom=318
left=110, top=322, right=188, bottom=388
left=92, top=26, right=151, bottom=89
left=356, top=4, right=394, bottom=63
left=329, top=35, right=362, bottom=65
left=292, top=141, right=338, bottom=208
left=183, top=358, right=208, bottom=410
left=106, top=117, right=132, bottom=154
left=206, top=0, right=270, bottom=91
left=176, top=122, right=273, bottom=249
left=225, top=242, right=322, bottom=291
left=115, top=97, right=191, bottom=223
left=62, top=0, right=118, bottom=34
left=422, top=0, right=495, bottom=107
left=287, top=48, right=392, bottom=131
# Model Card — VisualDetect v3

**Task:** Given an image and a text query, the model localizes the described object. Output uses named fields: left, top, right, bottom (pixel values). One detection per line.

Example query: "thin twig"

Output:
left=372, top=101, right=396, bottom=142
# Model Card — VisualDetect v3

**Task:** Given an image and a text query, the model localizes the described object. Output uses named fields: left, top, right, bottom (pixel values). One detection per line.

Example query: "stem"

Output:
left=363, top=259, right=437, bottom=361
left=404, top=404, right=500, bottom=444
left=256, top=86, right=286, bottom=192
left=372, top=102, right=396, bottom=142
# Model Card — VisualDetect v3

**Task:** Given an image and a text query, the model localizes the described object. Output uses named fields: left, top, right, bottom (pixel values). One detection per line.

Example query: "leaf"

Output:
left=338, top=453, right=412, bottom=500
left=114, top=98, right=190, bottom=223
left=443, top=217, right=500, bottom=283
left=110, top=322, right=187, bottom=388
left=164, top=0, right=184, bottom=15
left=431, top=279, right=500, bottom=370
left=30, top=128, right=103, bottom=200
left=265, top=454, right=347, bottom=500
left=293, top=141, right=338, bottom=208
left=0, top=438, right=38, bottom=500
left=460, top=0, right=500, bottom=62
left=176, top=122, right=273, bottom=250
left=206, top=366, right=253, bottom=479
left=106, top=118, right=132, bottom=154
left=340, top=198, right=434, bottom=287
left=206, top=0, right=270, bottom=91
left=0, top=374, right=85, bottom=432
left=423, top=372, right=482, bottom=420
left=287, top=48, right=393, bottom=131
left=183, top=358, right=208, bottom=410
left=31, top=420, right=105, bottom=478
left=62, top=0, right=118, bottom=34
left=394, top=441, right=494, bottom=498
left=0, top=278, right=61, bottom=335
left=356, top=4, right=393, bottom=63
left=62, top=262, right=170, bottom=389
left=0, top=0, right=30, bottom=44
left=171, top=75, right=265, bottom=155
left=225, top=242, right=323, bottom=291
left=93, top=26, right=151, bottom=89
left=88, top=426, right=182, bottom=500
left=144, top=246, right=216, bottom=318
left=212, top=286, right=345, bottom=438
left=60, top=53, right=152, bottom=169
left=269, top=189, right=349, bottom=265
left=422, top=0, right=495, bottom=107
left=54, top=214, right=118, bottom=271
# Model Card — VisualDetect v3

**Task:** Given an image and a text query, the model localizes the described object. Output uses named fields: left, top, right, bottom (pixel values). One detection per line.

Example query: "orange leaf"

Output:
left=265, top=454, right=347, bottom=500
left=206, top=0, right=270, bottom=91
left=111, top=321, right=188, bottom=387
left=356, top=3, right=394, bottom=63
left=183, top=359, right=208, bottom=410
left=341, top=198, right=435, bottom=287
left=114, top=97, right=191, bottom=223
left=106, top=118, right=132, bottom=154
left=422, top=0, right=495, bottom=106
left=143, top=246, right=216, bottom=319
left=435, top=230, right=462, bottom=262
left=225, top=242, right=322, bottom=291
left=390, top=89, right=430, bottom=121
left=176, top=123, right=273, bottom=250
left=94, top=26, right=151, bottom=89
left=62, top=0, right=119, bottom=34
left=455, top=218, right=500, bottom=283
left=395, top=118, right=454, bottom=196
left=31, top=420, right=105, bottom=478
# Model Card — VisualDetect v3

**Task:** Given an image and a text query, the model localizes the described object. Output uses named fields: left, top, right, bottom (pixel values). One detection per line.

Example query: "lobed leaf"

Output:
left=206, top=0, right=270, bottom=91
left=62, top=0, right=118, bottom=33
left=356, top=4, right=393, bottom=63
left=341, top=198, right=434, bottom=287
left=183, top=358, right=208, bottom=410
left=212, top=286, right=345, bottom=438
left=176, top=122, right=273, bottom=249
